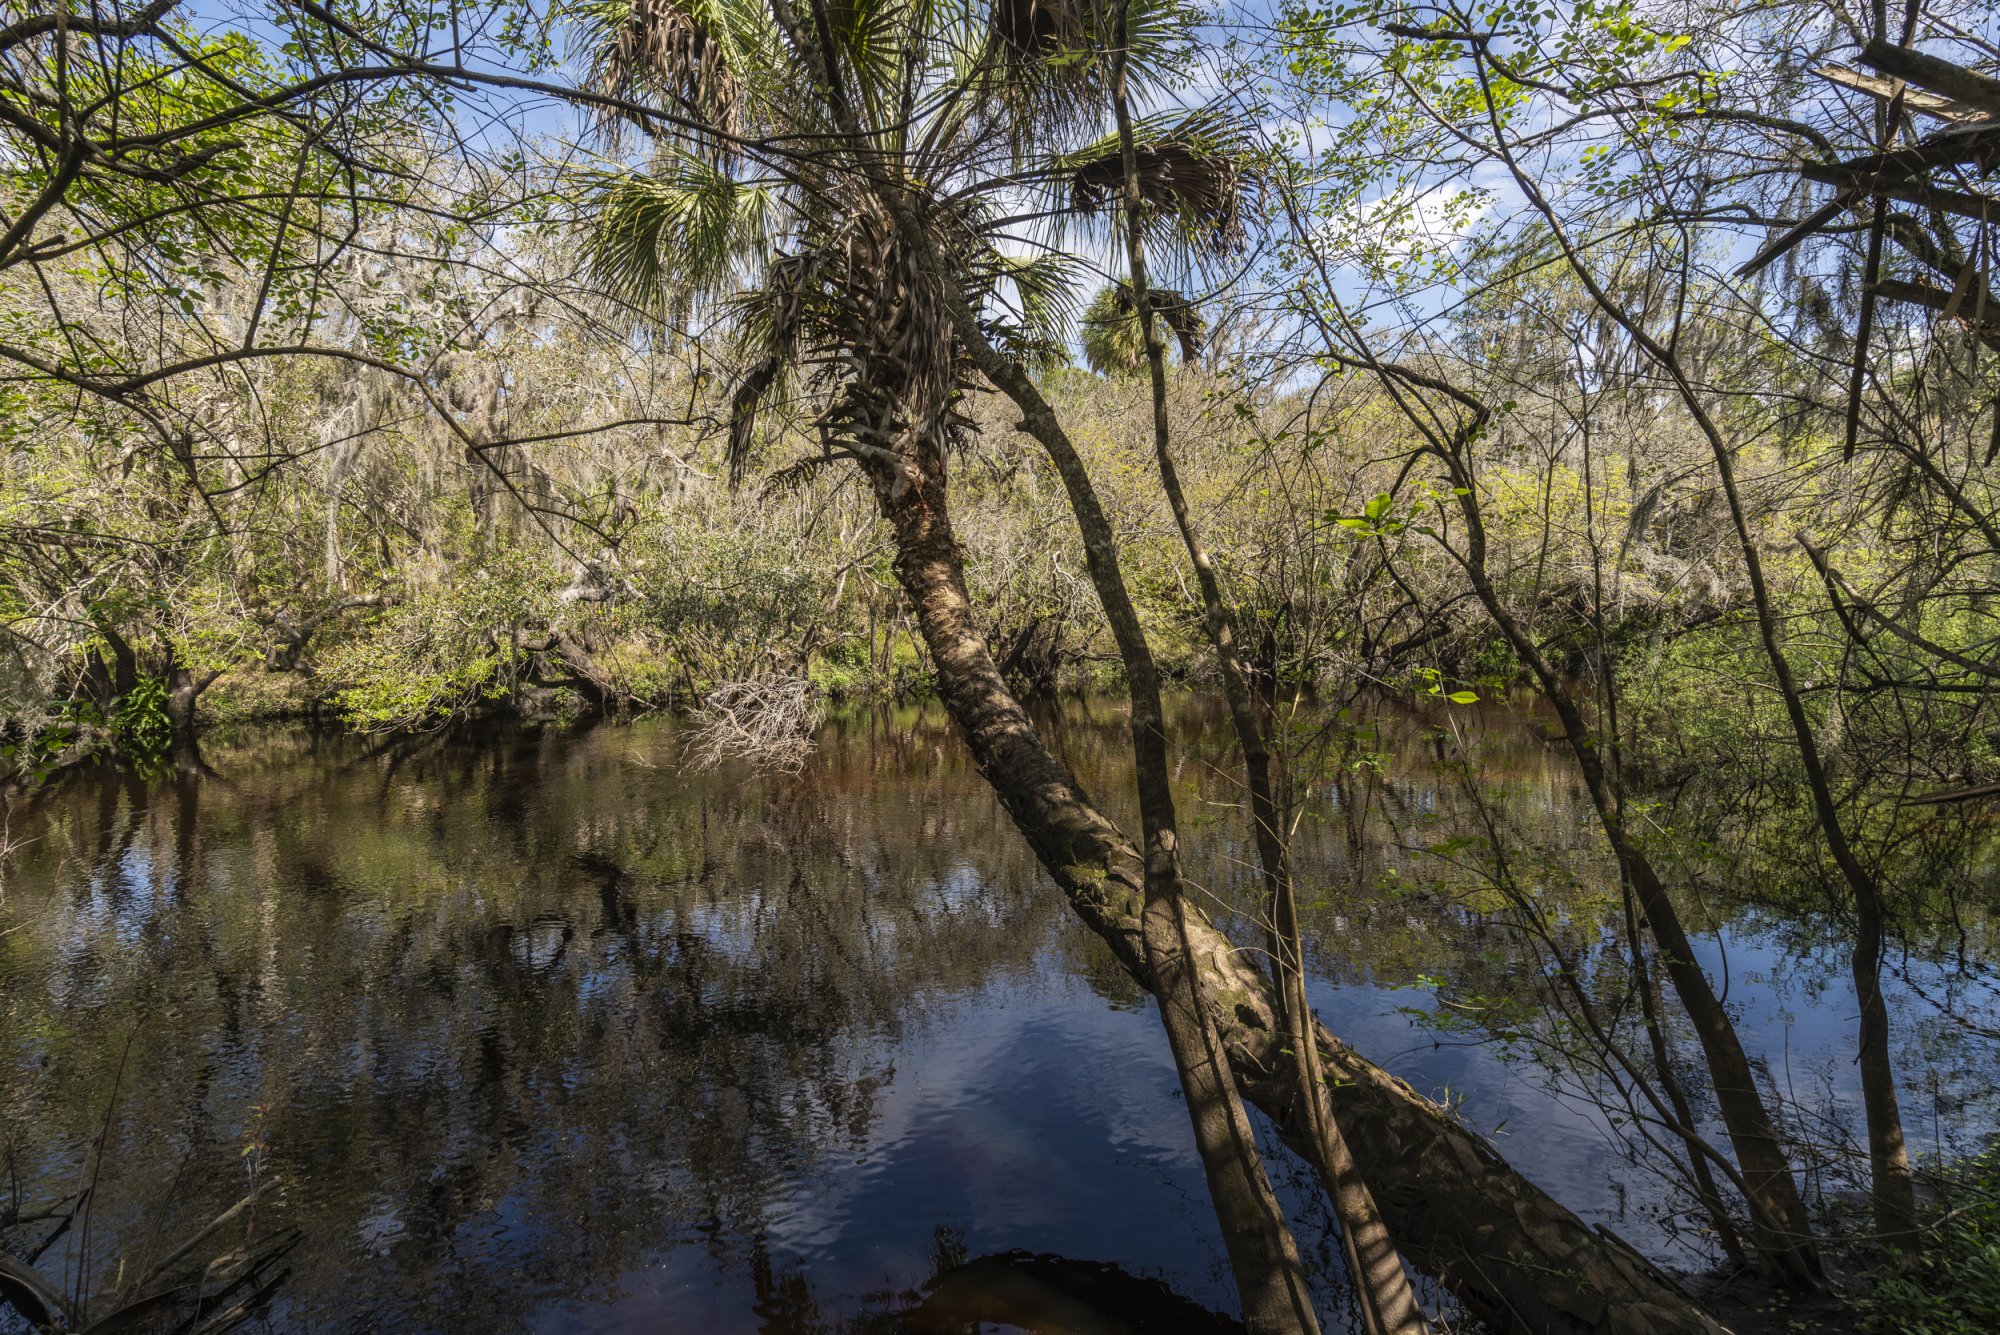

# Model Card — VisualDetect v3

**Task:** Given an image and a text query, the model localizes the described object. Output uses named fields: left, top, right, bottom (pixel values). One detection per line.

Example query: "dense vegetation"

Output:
left=4, top=0, right=1999, bottom=1332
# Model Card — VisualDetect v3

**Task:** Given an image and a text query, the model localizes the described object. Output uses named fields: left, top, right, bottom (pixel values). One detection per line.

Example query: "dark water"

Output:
left=2, top=698, right=1994, bottom=1332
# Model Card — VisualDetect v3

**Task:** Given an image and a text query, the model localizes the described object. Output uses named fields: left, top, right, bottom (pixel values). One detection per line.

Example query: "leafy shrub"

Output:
left=111, top=676, right=173, bottom=754
left=1858, top=1148, right=2000, bottom=1335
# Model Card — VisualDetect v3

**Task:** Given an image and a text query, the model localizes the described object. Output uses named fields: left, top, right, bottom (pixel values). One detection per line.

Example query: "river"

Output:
left=2, top=696, right=1993, bottom=1332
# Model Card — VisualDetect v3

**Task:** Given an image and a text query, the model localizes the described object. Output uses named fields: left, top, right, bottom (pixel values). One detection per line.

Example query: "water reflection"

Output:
left=1, top=698, right=1994, bottom=1332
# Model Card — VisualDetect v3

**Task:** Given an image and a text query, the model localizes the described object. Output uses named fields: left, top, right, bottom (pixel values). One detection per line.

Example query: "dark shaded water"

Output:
left=2, top=698, right=1995, bottom=1332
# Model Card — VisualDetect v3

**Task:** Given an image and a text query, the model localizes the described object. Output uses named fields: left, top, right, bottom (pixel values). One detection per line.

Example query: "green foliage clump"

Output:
left=318, top=566, right=537, bottom=732
left=1857, top=1150, right=2000, bottom=1335
left=807, top=636, right=870, bottom=697
left=111, top=676, right=174, bottom=755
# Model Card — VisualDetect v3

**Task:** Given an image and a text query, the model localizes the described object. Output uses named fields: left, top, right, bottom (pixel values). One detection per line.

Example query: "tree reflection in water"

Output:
left=2, top=698, right=1994, bottom=1331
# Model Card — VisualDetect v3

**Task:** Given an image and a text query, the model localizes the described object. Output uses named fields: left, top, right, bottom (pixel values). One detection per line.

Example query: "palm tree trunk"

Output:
left=828, top=132, right=1732, bottom=1332
left=861, top=452, right=1319, bottom=1334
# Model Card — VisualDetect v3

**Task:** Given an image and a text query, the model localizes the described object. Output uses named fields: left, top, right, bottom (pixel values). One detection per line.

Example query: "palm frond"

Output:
left=980, top=249, right=1087, bottom=365
left=578, top=156, right=779, bottom=311
left=1080, top=281, right=1203, bottom=376
left=970, top=0, right=1095, bottom=160
left=578, top=0, right=748, bottom=143
left=1053, top=107, right=1253, bottom=256
left=989, top=0, right=1084, bottom=60
left=966, top=0, right=1188, bottom=161
left=728, top=252, right=818, bottom=485
left=1115, top=0, right=1192, bottom=100
left=762, top=451, right=844, bottom=494
left=824, top=0, right=907, bottom=121
left=728, top=351, right=787, bottom=486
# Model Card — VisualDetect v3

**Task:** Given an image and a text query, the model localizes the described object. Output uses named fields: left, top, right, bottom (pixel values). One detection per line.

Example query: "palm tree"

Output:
left=1079, top=281, right=1204, bottom=376
left=572, top=3, right=1326, bottom=1329
left=560, top=3, right=1738, bottom=1332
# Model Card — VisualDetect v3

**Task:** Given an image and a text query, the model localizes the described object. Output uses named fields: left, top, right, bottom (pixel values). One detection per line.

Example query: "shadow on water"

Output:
left=669, top=1226, right=1246, bottom=1335
left=1, top=696, right=1995, bottom=1331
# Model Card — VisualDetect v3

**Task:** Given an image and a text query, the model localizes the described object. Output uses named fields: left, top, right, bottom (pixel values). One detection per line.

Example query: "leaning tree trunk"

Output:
left=853, top=438, right=1724, bottom=1335
left=863, top=451, right=1319, bottom=1334
left=813, top=136, right=1735, bottom=1331
left=1107, top=15, right=1423, bottom=1329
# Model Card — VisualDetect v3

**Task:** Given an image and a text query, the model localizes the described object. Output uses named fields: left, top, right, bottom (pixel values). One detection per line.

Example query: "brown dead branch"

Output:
left=682, top=674, right=824, bottom=774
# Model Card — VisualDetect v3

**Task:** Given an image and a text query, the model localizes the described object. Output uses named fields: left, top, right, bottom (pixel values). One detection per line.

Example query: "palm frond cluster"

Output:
left=585, top=0, right=745, bottom=141
left=571, top=0, right=1244, bottom=492
left=1080, top=281, right=1204, bottom=375
left=729, top=191, right=973, bottom=495
left=1060, top=110, right=1250, bottom=253
left=989, top=0, right=1084, bottom=58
